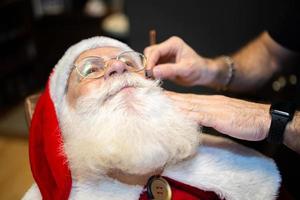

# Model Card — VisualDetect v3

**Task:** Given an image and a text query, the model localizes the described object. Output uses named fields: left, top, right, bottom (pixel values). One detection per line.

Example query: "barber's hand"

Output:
left=166, top=91, right=271, bottom=141
left=144, top=36, right=218, bottom=87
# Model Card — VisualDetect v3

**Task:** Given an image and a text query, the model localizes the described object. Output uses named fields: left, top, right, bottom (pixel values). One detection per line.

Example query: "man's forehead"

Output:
left=75, top=46, right=122, bottom=64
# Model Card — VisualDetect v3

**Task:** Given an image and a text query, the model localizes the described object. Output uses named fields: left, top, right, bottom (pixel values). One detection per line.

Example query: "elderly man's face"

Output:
left=60, top=45, right=199, bottom=179
left=66, top=47, right=146, bottom=108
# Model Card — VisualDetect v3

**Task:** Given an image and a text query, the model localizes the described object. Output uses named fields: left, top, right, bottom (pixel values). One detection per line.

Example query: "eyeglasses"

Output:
left=74, top=51, right=147, bottom=79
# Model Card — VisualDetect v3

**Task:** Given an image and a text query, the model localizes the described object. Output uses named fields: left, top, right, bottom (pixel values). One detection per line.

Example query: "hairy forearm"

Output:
left=210, top=31, right=293, bottom=92
left=230, top=32, right=279, bottom=91
left=284, top=112, right=300, bottom=154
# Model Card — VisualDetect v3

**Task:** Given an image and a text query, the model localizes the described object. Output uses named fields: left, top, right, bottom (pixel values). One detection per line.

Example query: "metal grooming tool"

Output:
left=145, top=29, right=156, bottom=79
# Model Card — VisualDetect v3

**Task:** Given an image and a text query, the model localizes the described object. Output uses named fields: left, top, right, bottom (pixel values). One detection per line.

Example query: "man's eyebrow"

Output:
left=76, top=54, right=115, bottom=64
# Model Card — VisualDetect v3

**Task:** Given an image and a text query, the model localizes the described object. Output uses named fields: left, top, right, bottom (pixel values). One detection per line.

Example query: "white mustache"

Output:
left=102, top=74, right=159, bottom=100
left=75, top=73, right=162, bottom=112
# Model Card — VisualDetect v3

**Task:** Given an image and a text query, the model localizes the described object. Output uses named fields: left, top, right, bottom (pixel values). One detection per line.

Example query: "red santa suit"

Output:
left=22, top=36, right=280, bottom=200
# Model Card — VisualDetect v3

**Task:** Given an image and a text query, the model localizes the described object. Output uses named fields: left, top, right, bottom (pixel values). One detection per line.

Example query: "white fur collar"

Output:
left=22, top=134, right=280, bottom=200
left=163, top=144, right=280, bottom=200
left=69, top=178, right=144, bottom=200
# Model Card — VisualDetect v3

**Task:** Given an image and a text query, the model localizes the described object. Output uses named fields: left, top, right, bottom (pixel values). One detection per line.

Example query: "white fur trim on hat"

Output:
left=49, top=36, right=133, bottom=115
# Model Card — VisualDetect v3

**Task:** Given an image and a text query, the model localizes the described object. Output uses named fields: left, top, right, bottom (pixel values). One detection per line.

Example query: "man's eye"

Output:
left=81, top=64, right=99, bottom=76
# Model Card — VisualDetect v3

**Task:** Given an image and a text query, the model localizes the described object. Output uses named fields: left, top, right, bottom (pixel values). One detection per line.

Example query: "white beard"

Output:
left=60, top=73, right=201, bottom=181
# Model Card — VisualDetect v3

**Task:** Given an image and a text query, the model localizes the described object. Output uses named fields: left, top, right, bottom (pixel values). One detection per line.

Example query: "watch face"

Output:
left=270, top=101, right=296, bottom=120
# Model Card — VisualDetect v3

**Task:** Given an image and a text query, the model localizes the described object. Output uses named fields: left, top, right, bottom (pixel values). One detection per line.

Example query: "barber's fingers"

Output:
left=165, top=91, right=217, bottom=126
left=174, top=103, right=214, bottom=128
left=165, top=91, right=213, bottom=104
left=169, top=96, right=213, bottom=112
left=185, top=110, right=214, bottom=128
left=144, top=44, right=156, bottom=59
left=152, top=63, right=187, bottom=79
left=144, top=45, right=176, bottom=70
left=165, top=91, right=195, bottom=102
left=144, top=36, right=183, bottom=70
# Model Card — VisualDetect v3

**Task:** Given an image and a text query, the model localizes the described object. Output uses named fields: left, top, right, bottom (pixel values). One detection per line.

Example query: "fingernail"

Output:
left=153, top=68, right=162, bottom=78
left=145, top=69, right=153, bottom=79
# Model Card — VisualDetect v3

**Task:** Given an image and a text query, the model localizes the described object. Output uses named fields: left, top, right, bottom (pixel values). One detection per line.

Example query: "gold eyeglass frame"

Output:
left=74, top=51, right=147, bottom=80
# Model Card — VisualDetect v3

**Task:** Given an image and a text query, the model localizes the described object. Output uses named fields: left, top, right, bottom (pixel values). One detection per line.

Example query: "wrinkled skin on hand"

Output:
left=144, top=36, right=218, bottom=87
left=165, top=91, right=271, bottom=141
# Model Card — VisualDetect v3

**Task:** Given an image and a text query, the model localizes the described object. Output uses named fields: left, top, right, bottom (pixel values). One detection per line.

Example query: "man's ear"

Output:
left=63, top=70, right=78, bottom=109
left=66, top=69, right=77, bottom=92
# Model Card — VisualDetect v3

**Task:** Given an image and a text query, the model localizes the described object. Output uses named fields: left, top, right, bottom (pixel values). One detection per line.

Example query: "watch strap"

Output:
left=267, top=101, right=297, bottom=144
left=267, top=113, right=290, bottom=144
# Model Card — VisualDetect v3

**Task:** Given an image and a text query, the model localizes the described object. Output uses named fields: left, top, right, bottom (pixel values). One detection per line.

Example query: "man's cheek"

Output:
left=78, top=81, right=103, bottom=98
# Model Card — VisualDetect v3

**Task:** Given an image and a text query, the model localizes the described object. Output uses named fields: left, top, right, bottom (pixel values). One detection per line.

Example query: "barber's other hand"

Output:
left=144, top=36, right=217, bottom=87
left=166, top=91, right=271, bottom=141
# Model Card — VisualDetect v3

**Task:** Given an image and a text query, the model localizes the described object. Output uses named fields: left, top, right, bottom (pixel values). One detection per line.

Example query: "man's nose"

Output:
left=104, top=60, right=127, bottom=79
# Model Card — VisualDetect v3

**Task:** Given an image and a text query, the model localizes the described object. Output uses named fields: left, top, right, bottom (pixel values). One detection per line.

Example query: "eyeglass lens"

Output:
left=77, top=51, right=146, bottom=79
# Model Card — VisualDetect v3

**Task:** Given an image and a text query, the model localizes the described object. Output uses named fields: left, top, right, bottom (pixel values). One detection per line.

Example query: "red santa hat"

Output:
left=29, top=36, right=134, bottom=200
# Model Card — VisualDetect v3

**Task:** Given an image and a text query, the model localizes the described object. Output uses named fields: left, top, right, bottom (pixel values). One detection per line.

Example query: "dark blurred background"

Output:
left=0, top=0, right=299, bottom=199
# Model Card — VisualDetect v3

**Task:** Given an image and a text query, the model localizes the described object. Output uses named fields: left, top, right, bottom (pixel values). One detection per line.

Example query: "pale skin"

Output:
left=66, top=47, right=162, bottom=186
left=144, top=31, right=300, bottom=154
left=66, top=47, right=146, bottom=108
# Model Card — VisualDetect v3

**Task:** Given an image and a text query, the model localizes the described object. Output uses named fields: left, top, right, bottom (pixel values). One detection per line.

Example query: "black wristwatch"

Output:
left=267, top=101, right=296, bottom=144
